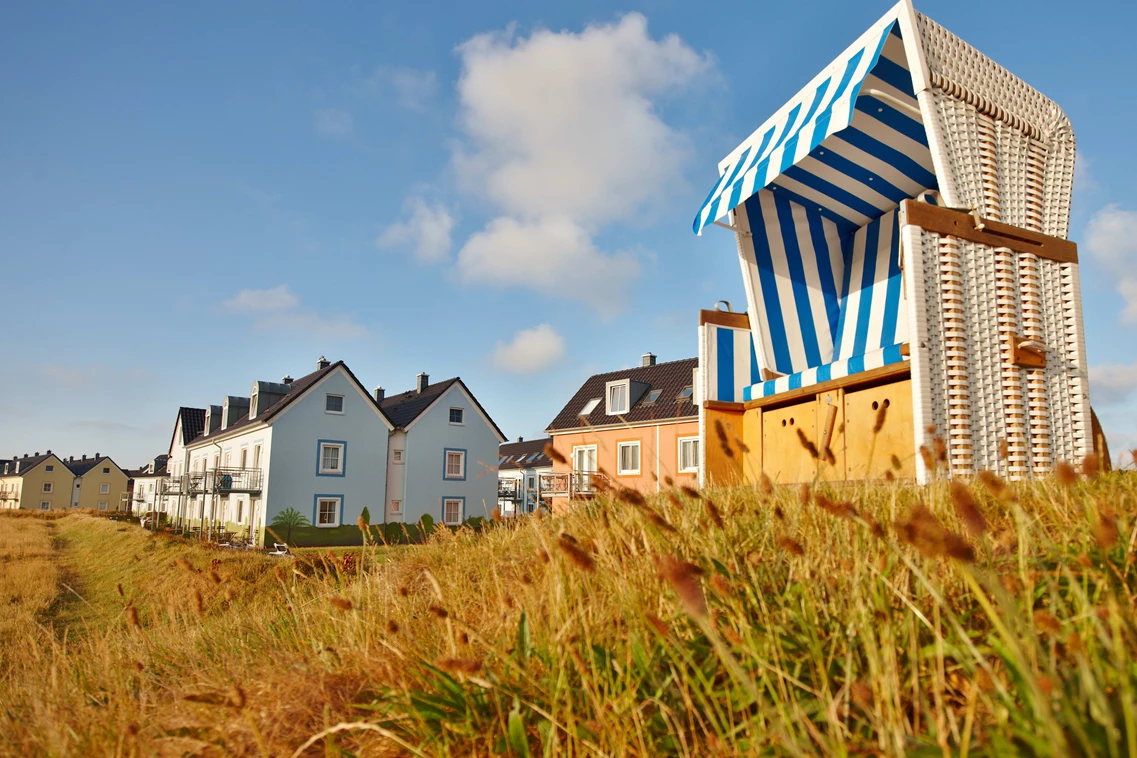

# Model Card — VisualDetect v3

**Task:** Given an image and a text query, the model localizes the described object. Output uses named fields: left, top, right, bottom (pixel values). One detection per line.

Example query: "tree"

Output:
left=270, top=507, right=310, bottom=545
left=360, top=506, right=371, bottom=526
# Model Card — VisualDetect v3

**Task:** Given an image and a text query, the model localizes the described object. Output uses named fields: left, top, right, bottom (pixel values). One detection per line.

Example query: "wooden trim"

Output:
left=699, top=309, right=750, bottom=330
left=1011, top=337, right=1047, bottom=368
left=901, top=200, right=1077, bottom=264
left=704, top=399, right=745, bottom=413
left=742, top=362, right=911, bottom=410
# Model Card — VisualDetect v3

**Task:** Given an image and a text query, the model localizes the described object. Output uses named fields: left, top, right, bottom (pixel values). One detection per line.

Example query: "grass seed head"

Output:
left=175, top=557, right=193, bottom=573
left=437, top=658, right=483, bottom=676
left=776, top=536, right=805, bottom=556
left=894, top=505, right=975, bottom=562
left=1080, top=454, right=1100, bottom=479
left=329, top=597, right=353, bottom=612
left=1094, top=509, right=1119, bottom=550
left=796, top=428, right=819, bottom=459
left=557, top=534, right=596, bottom=572
left=1055, top=462, right=1078, bottom=486
left=614, top=487, right=647, bottom=508
left=933, top=437, right=948, bottom=464
left=115, top=583, right=124, bottom=598
left=1034, top=611, right=1061, bottom=636
left=999, top=438, right=1009, bottom=460
left=544, top=442, right=567, bottom=465
left=643, top=508, right=678, bottom=533
left=679, top=485, right=701, bottom=500
left=873, top=402, right=888, bottom=434
left=950, top=480, right=988, bottom=536
left=645, top=613, right=672, bottom=637
left=125, top=604, right=140, bottom=628
left=919, top=445, right=935, bottom=471
left=703, top=498, right=724, bottom=529
left=714, top=419, right=734, bottom=459
left=759, top=473, right=774, bottom=495
left=890, top=454, right=902, bottom=471
left=773, top=505, right=785, bottom=521
left=387, top=619, right=400, bottom=634
left=192, top=589, right=204, bottom=616
left=663, top=475, right=674, bottom=487
left=657, top=555, right=707, bottom=619
left=851, top=681, right=873, bottom=712
left=228, top=683, right=247, bottom=709
left=798, top=483, right=811, bottom=506
left=977, top=470, right=1008, bottom=500
left=428, top=605, right=449, bottom=619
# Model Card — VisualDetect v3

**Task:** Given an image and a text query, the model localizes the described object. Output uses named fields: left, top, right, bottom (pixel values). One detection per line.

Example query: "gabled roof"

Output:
left=65, top=456, right=123, bottom=477
left=1, top=453, right=58, bottom=477
left=380, top=377, right=506, bottom=440
left=185, top=361, right=393, bottom=448
left=169, top=407, right=206, bottom=453
left=499, top=438, right=553, bottom=471
left=547, top=358, right=699, bottom=432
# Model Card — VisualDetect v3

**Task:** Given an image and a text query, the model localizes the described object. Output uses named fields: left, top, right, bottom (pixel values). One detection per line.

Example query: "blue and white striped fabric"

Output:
left=741, top=208, right=909, bottom=400
left=693, top=16, right=934, bottom=237
left=702, top=322, right=761, bottom=403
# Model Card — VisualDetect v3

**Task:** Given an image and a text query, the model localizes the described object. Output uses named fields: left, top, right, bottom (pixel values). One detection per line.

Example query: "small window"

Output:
left=42, top=482, right=53, bottom=494
left=97, top=501, right=108, bottom=511
left=319, top=443, right=344, bottom=475
left=316, top=497, right=340, bottom=527
left=392, top=449, right=404, bottom=464
left=449, top=408, right=464, bottom=425
left=237, top=500, right=244, bottom=523
left=390, top=499, right=402, bottom=514
left=325, top=394, right=344, bottom=414
left=443, top=498, right=463, bottom=526
left=677, top=386, right=693, bottom=401
left=643, top=389, right=662, bottom=405
left=39, top=501, right=50, bottom=511
left=99, top=483, right=110, bottom=494
left=606, top=381, right=629, bottom=415
left=579, top=397, right=601, bottom=417
left=678, top=437, right=700, bottom=473
left=149, top=482, right=154, bottom=492
left=617, top=441, right=641, bottom=475
left=45, top=465, right=54, bottom=472
left=102, top=467, right=110, bottom=474
left=445, top=450, right=465, bottom=480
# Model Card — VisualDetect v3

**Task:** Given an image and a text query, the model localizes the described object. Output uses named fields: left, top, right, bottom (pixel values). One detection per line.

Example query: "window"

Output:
left=643, top=389, right=662, bottom=405
left=42, top=482, right=53, bottom=494
left=319, top=443, right=345, bottom=475
left=99, top=483, right=110, bottom=494
left=390, top=499, right=402, bottom=515
left=39, top=502, right=50, bottom=511
left=449, top=407, right=464, bottom=425
left=239, top=448, right=247, bottom=469
left=392, top=449, right=404, bottom=464
left=443, top=498, right=463, bottom=526
left=45, top=465, right=54, bottom=472
left=98, top=502, right=108, bottom=511
left=237, top=500, right=244, bottom=523
left=316, top=497, right=340, bottom=527
left=617, top=441, right=641, bottom=475
left=253, top=444, right=262, bottom=470
left=444, top=450, right=466, bottom=480
left=148, top=482, right=154, bottom=493
left=579, top=398, right=601, bottom=416
left=102, top=467, right=110, bottom=474
left=678, top=437, right=700, bottom=473
left=677, top=386, right=693, bottom=401
left=325, top=394, right=344, bottom=414
left=606, top=381, right=629, bottom=415
left=249, top=392, right=258, bottom=418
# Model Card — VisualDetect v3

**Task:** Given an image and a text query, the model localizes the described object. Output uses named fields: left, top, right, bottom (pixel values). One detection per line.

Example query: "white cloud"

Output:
left=376, top=197, right=455, bottom=263
left=220, top=286, right=369, bottom=340
left=1074, top=152, right=1098, bottom=194
left=450, top=13, right=710, bottom=311
left=221, top=285, right=299, bottom=314
left=1085, top=205, right=1137, bottom=323
left=492, top=324, right=566, bottom=374
left=356, top=66, right=438, bottom=111
left=1090, top=361, right=1137, bottom=405
left=314, top=108, right=355, bottom=137
left=457, top=216, right=639, bottom=315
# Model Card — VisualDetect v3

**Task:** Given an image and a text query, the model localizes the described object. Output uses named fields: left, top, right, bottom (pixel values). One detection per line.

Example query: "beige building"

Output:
left=64, top=455, right=129, bottom=511
left=0, top=452, right=78, bottom=511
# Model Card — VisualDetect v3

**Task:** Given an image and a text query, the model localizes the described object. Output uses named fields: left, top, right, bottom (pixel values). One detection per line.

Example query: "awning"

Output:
left=693, top=6, right=934, bottom=236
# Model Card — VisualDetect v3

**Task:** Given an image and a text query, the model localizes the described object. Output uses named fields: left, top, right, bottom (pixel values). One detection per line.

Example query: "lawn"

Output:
left=1, top=467, right=1135, bottom=756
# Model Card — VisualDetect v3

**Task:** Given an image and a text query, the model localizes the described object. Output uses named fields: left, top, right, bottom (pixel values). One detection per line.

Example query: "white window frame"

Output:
left=392, top=449, right=404, bottom=464
left=99, top=483, right=110, bottom=494
left=325, top=394, right=345, bottom=415
left=390, top=499, right=402, bottom=515
left=444, top=450, right=465, bottom=480
left=42, top=482, right=53, bottom=494
left=39, top=501, right=50, bottom=510
left=617, top=441, right=641, bottom=476
left=448, top=407, right=465, bottom=425
left=605, top=380, right=630, bottom=416
left=316, top=497, right=341, bottom=528
left=97, top=501, right=108, bottom=511
left=253, top=444, right=262, bottom=470
left=579, top=397, right=601, bottom=417
left=443, top=498, right=463, bottom=526
left=678, top=436, right=700, bottom=473
left=319, top=443, right=344, bottom=475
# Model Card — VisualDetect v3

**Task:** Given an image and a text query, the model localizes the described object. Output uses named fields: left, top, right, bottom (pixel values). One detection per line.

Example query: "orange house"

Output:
left=543, top=354, right=699, bottom=510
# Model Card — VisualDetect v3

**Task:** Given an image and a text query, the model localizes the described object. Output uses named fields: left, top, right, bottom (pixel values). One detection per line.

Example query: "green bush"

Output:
left=360, top=506, right=371, bottom=526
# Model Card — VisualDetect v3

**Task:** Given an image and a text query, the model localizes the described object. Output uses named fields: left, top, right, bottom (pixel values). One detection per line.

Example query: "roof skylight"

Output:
left=580, top=397, right=601, bottom=416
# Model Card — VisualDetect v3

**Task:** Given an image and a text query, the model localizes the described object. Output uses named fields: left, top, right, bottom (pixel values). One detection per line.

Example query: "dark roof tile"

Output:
left=546, top=358, right=698, bottom=432
left=498, top=438, right=553, bottom=470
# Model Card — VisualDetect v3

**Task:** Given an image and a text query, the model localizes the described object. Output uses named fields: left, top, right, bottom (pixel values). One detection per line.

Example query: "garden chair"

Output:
left=267, top=543, right=291, bottom=556
left=696, top=0, right=1093, bottom=485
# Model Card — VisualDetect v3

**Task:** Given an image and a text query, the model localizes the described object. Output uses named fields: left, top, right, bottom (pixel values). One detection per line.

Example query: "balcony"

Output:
left=159, top=468, right=263, bottom=496
left=0, top=490, right=19, bottom=503
left=538, top=470, right=608, bottom=499
left=498, top=479, right=521, bottom=502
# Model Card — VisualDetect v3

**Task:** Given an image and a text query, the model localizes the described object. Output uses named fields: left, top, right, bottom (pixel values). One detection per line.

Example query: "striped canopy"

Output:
left=692, top=9, right=934, bottom=237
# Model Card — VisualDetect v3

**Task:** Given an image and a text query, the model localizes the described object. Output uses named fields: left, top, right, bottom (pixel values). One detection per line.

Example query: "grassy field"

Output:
left=1, top=467, right=1135, bottom=756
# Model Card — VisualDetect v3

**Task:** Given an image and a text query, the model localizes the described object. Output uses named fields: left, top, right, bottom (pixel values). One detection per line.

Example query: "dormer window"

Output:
left=605, top=380, right=630, bottom=416
left=249, top=392, right=258, bottom=419
left=204, top=409, right=211, bottom=435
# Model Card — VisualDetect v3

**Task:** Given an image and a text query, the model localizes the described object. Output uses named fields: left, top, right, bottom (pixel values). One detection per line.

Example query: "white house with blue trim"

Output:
left=378, top=373, right=506, bottom=528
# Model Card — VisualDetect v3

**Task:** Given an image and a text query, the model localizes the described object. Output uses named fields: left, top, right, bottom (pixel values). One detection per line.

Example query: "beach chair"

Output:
left=696, top=0, right=1094, bottom=485
left=267, top=542, right=291, bottom=556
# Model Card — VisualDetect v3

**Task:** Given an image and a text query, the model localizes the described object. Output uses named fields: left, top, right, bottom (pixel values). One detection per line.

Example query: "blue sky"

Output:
left=2, top=0, right=1136, bottom=468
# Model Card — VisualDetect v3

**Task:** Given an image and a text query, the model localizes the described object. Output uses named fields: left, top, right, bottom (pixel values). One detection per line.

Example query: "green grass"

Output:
left=1, top=471, right=1135, bottom=756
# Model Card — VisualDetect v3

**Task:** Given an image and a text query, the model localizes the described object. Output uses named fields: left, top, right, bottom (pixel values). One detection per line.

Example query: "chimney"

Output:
left=642, top=352, right=657, bottom=367
left=82, top=454, right=87, bottom=461
left=374, top=386, right=385, bottom=402
left=517, top=436, right=524, bottom=443
left=95, top=452, right=100, bottom=459
left=416, top=372, right=429, bottom=393
left=282, top=375, right=294, bottom=384
left=34, top=452, right=39, bottom=457
left=317, top=356, right=330, bottom=370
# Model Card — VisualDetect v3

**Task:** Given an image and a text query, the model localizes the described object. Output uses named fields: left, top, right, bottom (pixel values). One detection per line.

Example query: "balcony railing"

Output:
left=159, top=468, right=263, bottom=496
left=0, top=490, right=19, bottom=502
left=538, top=470, right=608, bottom=498
left=498, top=479, right=521, bottom=501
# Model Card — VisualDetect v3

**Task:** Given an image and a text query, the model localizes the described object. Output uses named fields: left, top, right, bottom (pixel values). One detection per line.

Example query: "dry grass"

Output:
left=1, top=471, right=1136, bottom=756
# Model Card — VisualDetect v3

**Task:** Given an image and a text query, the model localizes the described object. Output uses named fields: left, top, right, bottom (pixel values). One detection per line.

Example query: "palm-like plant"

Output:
left=270, top=507, right=310, bottom=545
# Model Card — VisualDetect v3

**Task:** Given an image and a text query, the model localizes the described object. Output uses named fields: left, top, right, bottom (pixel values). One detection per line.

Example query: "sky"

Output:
left=2, top=0, right=1137, bottom=469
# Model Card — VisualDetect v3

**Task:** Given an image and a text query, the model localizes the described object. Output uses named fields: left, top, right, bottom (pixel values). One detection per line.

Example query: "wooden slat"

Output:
left=742, top=362, right=911, bottom=410
left=699, top=309, right=750, bottom=330
left=901, top=200, right=1078, bottom=264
